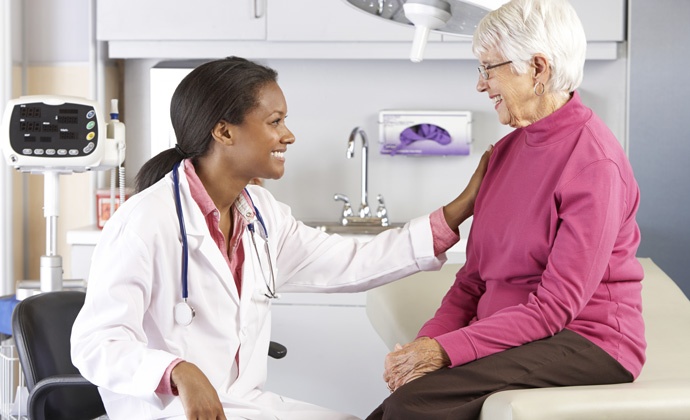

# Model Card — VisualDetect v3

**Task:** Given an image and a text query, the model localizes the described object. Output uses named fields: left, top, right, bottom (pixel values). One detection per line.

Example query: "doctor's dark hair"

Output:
left=135, top=56, right=279, bottom=193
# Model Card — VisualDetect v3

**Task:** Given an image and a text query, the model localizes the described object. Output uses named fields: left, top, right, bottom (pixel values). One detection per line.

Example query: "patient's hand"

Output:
left=443, top=144, right=493, bottom=231
left=383, top=337, right=450, bottom=393
left=172, top=361, right=227, bottom=420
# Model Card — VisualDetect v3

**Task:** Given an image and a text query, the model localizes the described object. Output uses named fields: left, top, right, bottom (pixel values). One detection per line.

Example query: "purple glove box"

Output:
left=379, top=110, right=471, bottom=156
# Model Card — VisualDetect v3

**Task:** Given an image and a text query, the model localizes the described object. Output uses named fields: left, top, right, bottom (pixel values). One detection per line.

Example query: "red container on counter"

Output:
left=96, top=188, right=133, bottom=229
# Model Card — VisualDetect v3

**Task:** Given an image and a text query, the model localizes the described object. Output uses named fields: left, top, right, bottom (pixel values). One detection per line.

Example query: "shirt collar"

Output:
left=183, top=159, right=255, bottom=225
left=234, top=190, right=257, bottom=225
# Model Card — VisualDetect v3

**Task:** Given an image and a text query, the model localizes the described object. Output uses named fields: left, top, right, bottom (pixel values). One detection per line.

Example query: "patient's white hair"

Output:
left=472, top=0, right=587, bottom=95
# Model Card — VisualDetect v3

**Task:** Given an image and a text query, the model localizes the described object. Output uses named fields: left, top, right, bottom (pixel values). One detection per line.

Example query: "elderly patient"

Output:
left=367, top=0, right=644, bottom=419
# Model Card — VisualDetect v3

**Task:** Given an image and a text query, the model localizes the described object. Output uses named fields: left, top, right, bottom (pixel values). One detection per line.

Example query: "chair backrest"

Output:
left=12, top=291, right=105, bottom=420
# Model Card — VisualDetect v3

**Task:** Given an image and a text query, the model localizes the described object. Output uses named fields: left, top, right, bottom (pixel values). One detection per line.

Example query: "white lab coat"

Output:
left=71, top=164, right=446, bottom=420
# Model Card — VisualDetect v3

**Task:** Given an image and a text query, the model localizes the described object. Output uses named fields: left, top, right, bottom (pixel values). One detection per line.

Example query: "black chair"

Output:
left=11, top=290, right=287, bottom=419
left=11, top=291, right=106, bottom=420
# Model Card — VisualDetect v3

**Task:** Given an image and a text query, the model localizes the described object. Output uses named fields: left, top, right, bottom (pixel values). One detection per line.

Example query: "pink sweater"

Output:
left=418, top=92, right=646, bottom=378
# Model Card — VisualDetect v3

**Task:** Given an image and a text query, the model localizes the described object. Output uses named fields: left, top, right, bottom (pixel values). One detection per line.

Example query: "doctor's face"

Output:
left=229, top=81, right=295, bottom=181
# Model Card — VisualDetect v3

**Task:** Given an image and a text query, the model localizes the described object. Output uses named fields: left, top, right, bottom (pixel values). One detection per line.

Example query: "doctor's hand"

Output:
left=171, top=362, right=227, bottom=420
left=443, top=144, right=494, bottom=232
left=383, top=337, right=450, bottom=393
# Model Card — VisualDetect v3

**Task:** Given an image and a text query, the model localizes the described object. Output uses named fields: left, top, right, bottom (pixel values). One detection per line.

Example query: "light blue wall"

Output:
left=628, top=0, right=690, bottom=297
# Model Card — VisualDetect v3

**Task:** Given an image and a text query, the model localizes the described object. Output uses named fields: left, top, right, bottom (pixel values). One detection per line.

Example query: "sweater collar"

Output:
left=521, top=91, right=592, bottom=146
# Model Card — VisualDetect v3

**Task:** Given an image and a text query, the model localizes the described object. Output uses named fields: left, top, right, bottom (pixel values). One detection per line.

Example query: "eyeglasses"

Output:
left=478, top=60, right=512, bottom=80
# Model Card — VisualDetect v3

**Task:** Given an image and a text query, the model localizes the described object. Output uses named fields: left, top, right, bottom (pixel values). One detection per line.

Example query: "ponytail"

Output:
left=134, top=148, right=183, bottom=193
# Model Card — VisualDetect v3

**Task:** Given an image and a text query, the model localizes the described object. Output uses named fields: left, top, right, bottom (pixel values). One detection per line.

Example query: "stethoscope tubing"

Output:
left=172, top=162, right=190, bottom=300
left=172, top=161, right=279, bottom=326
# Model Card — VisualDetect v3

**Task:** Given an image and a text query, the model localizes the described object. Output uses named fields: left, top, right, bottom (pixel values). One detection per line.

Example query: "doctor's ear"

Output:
left=211, top=120, right=234, bottom=145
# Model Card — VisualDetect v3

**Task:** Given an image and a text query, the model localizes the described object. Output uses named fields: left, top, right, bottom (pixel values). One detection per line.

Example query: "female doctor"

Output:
left=70, top=57, right=491, bottom=420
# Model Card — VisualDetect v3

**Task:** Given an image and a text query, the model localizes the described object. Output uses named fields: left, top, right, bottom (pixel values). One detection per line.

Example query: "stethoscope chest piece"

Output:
left=174, top=300, right=195, bottom=326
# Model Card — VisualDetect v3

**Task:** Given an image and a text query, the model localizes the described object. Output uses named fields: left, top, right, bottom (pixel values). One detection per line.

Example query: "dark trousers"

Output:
left=366, top=329, right=633, bottom=420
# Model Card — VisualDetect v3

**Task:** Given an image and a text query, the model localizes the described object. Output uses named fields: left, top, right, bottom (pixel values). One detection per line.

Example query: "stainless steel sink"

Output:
left=303, top=221, right=403, bottom=235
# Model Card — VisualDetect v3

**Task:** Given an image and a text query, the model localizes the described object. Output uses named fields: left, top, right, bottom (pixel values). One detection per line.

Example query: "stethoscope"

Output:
left=171, top=162, right=278, bottom=327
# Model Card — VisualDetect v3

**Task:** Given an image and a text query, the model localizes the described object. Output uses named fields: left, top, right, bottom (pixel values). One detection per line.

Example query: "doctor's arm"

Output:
left=442, top=145, right=493, bottom=232
left=270, top=145, right=493, bottom=293
left=171, top=362, right=227, bottom=420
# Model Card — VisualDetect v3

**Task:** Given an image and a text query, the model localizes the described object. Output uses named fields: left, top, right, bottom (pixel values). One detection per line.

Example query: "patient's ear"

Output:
left=211, top=120, right=233, bottom=145
left=531, top=53, right=550, bottom=83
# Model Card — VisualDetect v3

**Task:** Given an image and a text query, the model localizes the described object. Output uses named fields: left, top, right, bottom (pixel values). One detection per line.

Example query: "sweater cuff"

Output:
left=430, top=207, right=460, bottom=256
left=417, top=322, right=452, bottom=340
left=434, top=329, right=477, bottom=368
left=155, top=358, right=184, bottom=395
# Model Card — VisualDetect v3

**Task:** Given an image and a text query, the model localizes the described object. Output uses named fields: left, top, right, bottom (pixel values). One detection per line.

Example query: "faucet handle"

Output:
left=334, top=193, right=354, bottom=223
left=376, top=194, right=389, bottom=226
left=334, top=193, right=351, bottom=208
left=376, top=194, right=387, bottom=214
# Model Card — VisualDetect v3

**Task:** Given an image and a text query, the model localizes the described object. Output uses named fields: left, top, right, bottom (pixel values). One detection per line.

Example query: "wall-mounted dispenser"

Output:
left=379, top=110, right=471, bottom=156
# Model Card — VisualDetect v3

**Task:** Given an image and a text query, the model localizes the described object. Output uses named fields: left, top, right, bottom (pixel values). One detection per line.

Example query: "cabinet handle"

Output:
left=254, top=0, right=266, bottom=18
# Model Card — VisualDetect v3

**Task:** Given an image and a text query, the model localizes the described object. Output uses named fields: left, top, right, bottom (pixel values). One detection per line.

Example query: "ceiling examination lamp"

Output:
left=404, top=0, right=451, bottom=62
left=342, top=0, right=509, bottom=62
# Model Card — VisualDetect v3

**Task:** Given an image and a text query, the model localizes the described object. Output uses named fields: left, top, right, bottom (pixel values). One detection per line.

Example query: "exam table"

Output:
left=366, top=258, right=690, bottom=419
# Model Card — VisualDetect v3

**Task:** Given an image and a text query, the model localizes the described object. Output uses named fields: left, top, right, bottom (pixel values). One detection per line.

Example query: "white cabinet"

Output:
left=99, top=0, right=626, bottom=60
left=97, top=0, right=266, bottom=41
left=265, top=294, right=390, bottom=418
left=268, top=0, right=440, bottom=42
left=442, top=0, right=626, bottom=59
left=572, top=0, right=626, bottom=42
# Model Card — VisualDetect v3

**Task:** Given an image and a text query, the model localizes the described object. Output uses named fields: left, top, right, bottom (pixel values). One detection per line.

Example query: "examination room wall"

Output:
left=10, top=0, right=688, bottom=302
left=138, top=57, right=627, bottom=243
left=262, top=58, right=626, bottom=237
left=9, top=65, right=120, bottom=284
left=628, top=0, right=690, bottom=298
left=3, top=0, right=120, bottom=285
left=8, top=67, right=94, bottom=285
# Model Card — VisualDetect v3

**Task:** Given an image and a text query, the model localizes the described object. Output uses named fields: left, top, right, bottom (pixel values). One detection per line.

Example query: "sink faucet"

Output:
left=335, top=126, right=388, bottom=226
left=347, top=126, right=371, bottom=218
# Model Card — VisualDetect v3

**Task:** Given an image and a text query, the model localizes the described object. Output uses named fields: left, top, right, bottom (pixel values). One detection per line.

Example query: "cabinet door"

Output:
left=570, top=0, right=626, bottom=41
left=266, top=304, right=390, bottom=418
left=268, top=0, right=441, bottom=42
left=97, top=0, right=266, bottom=41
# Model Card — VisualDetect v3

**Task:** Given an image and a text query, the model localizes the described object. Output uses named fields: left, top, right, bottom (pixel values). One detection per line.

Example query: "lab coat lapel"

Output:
left=240, top=230, right=257, bottom=312
left=175, top=167, right=240, bottom=305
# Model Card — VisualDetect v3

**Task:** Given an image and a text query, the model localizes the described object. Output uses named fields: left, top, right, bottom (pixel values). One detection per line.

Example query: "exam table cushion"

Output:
left=366, top=258, right=690, bottom=419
